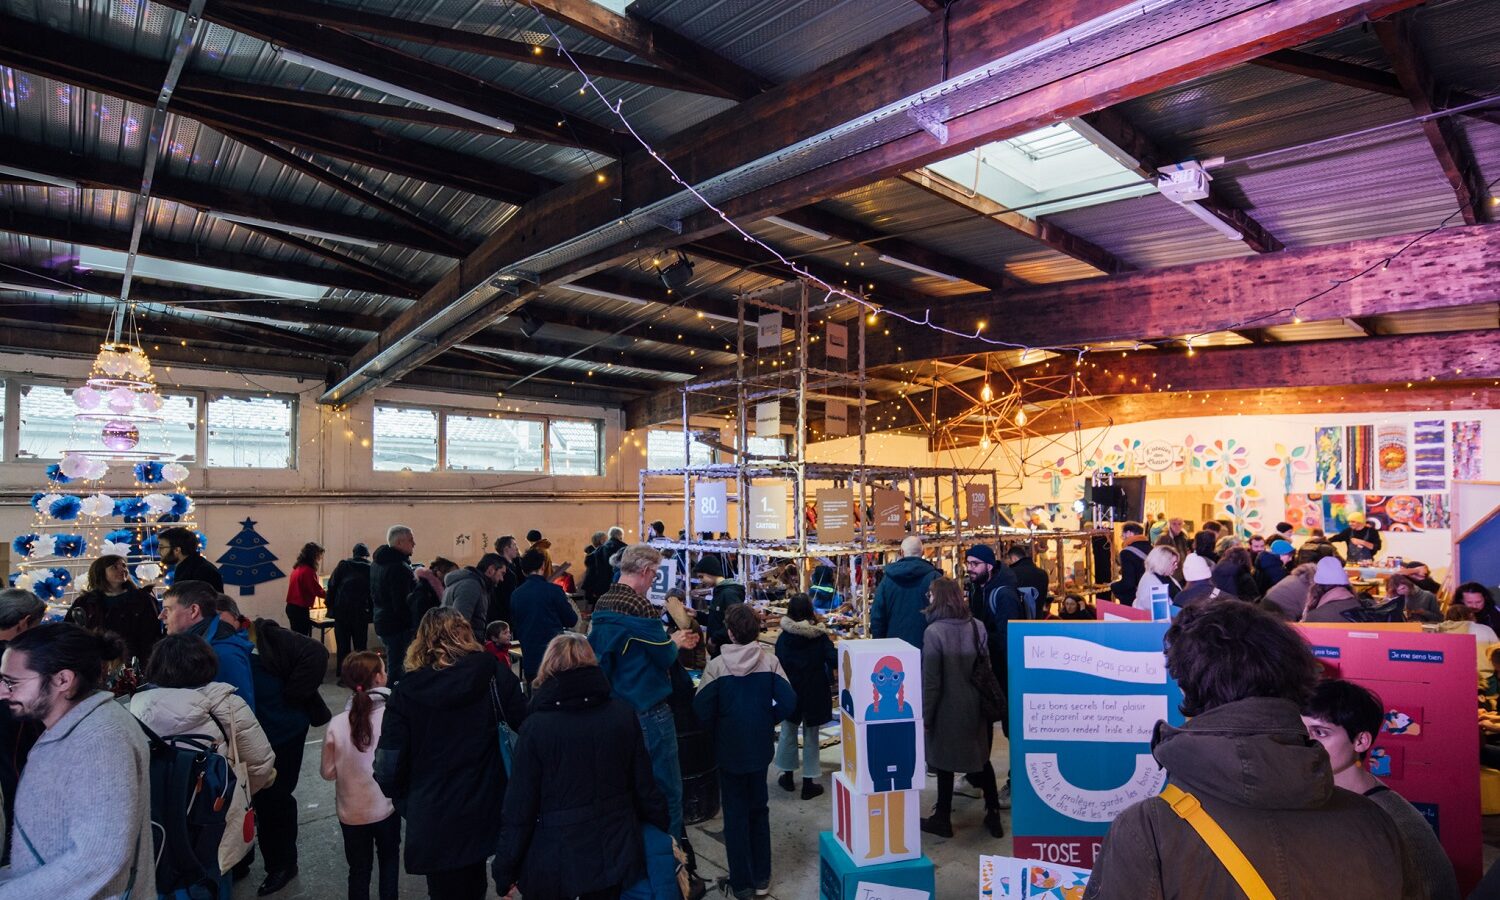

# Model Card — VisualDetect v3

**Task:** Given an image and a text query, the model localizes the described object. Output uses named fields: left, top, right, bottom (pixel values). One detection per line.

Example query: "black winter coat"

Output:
left=375, top=651, right=526, bottom=874
left=1113, top=539, right=1152, bottom=603
left=702, top=580, right=747, bottom=650
left=370, top=544, right=415, bottom=635
left=326, top=557, right=372, bottom=626
left=171, top=554, right=223, bottom=592
left=491, top=666, right=667, bottom=898
left=251, top=618, right=332, bottom=743
left=66, top=585, right=162, bottom=666
left=491, top=559, right=521, bottom=626
left=582, top=545, right=614, bottom=599
left=774, top=618, right=837, bottom=726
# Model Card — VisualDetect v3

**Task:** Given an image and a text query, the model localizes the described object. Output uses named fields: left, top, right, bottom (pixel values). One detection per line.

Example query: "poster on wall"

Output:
left=1365, top=495, right=1425, bottom=532
left=1424, top=494, right=1452, bottom=530
left=1295, top=626, right=1482, bottom=893
left=1346, top=424, right=1376, bottom=492
left=1376, top=424, right=1409, bottom=491
left=1007, top=621, right=1184, bottom=868
left=818, top=488, right=855, bottom=543
left=1322, top=494, right=1364, bottom=533
left=1315, top=427, right=1344, bottom=489
left=1453, top=420, right=1482, bottom=481
left=694, top=481, right=729, bottom=534
left=872, top=488, right=906, bottom=541
left=747, top=482, right=788, bottom=539
left=1413, top=420, right=1447, bottom=491
left=1284, top=494, right=1325, bottom=535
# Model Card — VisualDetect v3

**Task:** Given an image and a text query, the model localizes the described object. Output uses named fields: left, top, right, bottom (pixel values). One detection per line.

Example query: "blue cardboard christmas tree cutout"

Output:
left=216, top=517, right=285, bottom=596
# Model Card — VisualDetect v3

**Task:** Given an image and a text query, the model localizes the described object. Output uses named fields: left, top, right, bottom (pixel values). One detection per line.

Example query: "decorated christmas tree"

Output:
left=217, top=517, right=284, bottom=596
left=9, top=315, right=199, bottom=606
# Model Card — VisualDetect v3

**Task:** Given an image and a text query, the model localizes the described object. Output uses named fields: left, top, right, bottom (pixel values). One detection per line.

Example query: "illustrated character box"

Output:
left=831, top=772, right=918, bottom=867
left=838, top=640, right=924, bottom=795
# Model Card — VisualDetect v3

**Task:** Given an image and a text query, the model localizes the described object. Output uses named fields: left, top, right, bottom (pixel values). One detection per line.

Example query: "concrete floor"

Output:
left=228, top=679, right=1015, bottom=899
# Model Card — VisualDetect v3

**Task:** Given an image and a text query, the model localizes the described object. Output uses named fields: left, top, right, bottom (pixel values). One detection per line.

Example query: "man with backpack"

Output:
left=1112, top=522, right=1153, bottom=604
left=0, top=623, right=156, bottom=896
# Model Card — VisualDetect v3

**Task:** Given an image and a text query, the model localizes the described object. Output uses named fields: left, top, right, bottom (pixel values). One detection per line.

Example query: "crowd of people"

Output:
left=0, top=511, right=1487, bottom=899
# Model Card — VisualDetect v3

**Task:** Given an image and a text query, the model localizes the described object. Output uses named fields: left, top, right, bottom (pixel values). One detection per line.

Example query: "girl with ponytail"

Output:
left=320, top=652, right=398, bottom=900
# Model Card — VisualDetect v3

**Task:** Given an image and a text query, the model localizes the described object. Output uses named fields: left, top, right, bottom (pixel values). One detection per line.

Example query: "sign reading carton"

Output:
left=747, top=482, right=788, bottom=539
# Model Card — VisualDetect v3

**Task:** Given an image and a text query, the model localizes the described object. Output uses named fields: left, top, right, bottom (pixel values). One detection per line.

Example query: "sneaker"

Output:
left=919, top=814, right=953, bottom=838
left=801, top=778, right=825, bottom=800
left=777, top=771, right=795, bottom=792
left=984, top=809, right=1006, bottom=838
left=997, top=780, right=1012, bottom=809
left=754, top=881, right=771, bottom=896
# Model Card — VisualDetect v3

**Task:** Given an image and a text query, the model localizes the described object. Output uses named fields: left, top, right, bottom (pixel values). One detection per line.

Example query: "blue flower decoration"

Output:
left=48, top=495, right=83, bottom=521
left=50, top=534, right=86, bottom=558
left=51, top=567, right=71, bottom=587
left=170, top=493, right=192, bottom=517
left=140, top=533, right=160, bottom=557
left=133, top=461, right=165, bottom=484
left=44, top=464, right=71, bottom=485
left=105, top=528, right=134, bottom=544
left=195, top=532, right=207, bottom=552
left=34, top=576, right=64, bottom=600
left=11, top=534, right=39, bottom=558
left=120, top=497, right=149, bottom=522
left=30, top=492, right=46, bottom=511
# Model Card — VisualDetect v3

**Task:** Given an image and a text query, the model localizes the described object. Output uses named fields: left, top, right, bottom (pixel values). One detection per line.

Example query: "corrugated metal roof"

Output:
left=630, top=0, right=927, bottom=83
left=1042, top=192, right=1257, bottom=269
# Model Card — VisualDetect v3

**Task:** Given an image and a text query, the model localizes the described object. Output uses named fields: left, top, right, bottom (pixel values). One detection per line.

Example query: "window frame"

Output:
left=443, top=411, right=547, bottom=473
left=546, top=417, right=605, bottom=476
left=203, top=390, right=300, bottom=470
left=9, top=377, right=203, bottom=464
left=646, top=428, right=716, bottom=471
left=370, top=399, right=606, bottom=477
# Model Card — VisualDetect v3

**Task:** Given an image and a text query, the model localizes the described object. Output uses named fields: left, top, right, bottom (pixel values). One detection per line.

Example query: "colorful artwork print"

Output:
left=1424, top=495, right=1452, bottom=530
left=1367, top=745, right=1405, bottom=780
left=1382, top=705, right=1422, bottom=738
left=1315, top=427, right=1343, bottom=489
left=1376, top=425, right=1409, bottom=490
left=1322, top=494, right=1364, bottom=533
left=1365, top=495, right=1425, bottom=532
left=1413, top=420, right=1447, bottom=491
left=1346, top=425, right=1376, bottom=491
left=1284, top=494, right=1324, bottom=535
left=1026, top=865, right=1090, bottom=899
left=1453, top=420, right=1482, bottom=480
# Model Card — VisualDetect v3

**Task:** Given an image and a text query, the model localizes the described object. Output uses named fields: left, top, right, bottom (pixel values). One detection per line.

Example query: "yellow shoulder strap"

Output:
left=1159, top=783, right=1277, bottom=900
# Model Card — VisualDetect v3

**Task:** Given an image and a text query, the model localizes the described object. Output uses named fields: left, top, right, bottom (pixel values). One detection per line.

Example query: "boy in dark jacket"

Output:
left=694, top=604, right=796, bottom=899
left=692, top=555, right=745, bottom=656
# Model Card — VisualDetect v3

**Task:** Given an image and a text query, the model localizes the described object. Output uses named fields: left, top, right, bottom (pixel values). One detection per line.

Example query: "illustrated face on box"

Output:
left=839, top=639, right=922, bottom=724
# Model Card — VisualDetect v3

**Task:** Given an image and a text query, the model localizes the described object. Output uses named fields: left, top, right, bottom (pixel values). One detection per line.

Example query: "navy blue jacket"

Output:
left=510, top=574, right=579, bottom=679
left=869, top=556, right=939, bottom=650
left=693, top=642, right=796, bottom=774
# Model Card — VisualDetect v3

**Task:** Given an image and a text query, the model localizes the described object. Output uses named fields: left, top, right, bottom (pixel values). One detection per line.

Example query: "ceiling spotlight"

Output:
left=655, top=251, right=695, bottom=292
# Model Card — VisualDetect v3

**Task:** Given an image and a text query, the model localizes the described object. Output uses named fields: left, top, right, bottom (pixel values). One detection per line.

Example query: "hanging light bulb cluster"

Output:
left=9, top=312, right=201, bottom=606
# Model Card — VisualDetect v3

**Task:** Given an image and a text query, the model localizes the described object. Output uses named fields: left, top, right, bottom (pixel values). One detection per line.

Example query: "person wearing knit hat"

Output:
left=1303, top=557, right=1362, bottom=623
left=1330, top=512, right=1381, bottom=563
left=1255, top=539, right=1296, bottom=594
left=1173, top=555, right=1221, bottom=609
left=965, top=545, right=997, bottom=567
left=694, top=553, right=744, bottom=656
left=964, top=540, right=1025, bottom=779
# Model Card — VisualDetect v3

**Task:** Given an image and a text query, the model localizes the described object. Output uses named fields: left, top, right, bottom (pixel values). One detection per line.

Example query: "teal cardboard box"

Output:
left=818, top=831, right=934, bottom=900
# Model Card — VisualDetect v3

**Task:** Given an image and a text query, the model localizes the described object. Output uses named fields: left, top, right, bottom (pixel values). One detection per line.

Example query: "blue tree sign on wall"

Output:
left=217, top=517, right=285, bottom=596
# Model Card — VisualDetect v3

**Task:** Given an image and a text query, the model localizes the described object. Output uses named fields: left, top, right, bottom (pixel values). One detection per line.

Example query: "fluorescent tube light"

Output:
left=1177, top=200, right=1247, bottom=242
left=0, top=165, right=80, bottom=189
left=877, top=254, right=962, bottom=282
left=276, top=47, right=515, bottom=133
left=764, top=216, right=831, bottom=242
left=209, top=211, right=382, bottom=248
left=78, top=247, right=328, bottom=300
left=568, top=284, right=654, bottom=305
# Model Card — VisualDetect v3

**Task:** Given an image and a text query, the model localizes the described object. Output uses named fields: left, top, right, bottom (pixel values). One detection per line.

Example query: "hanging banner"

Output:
left=757, top=311, right=783, bottom=349
left=872, top=488, right=906, bottom=541
left=824, top=401, right=849, bottom=436
left=694, top=481, right=728, bottom=535
left=646, top=558, right=677, bottom=606
left=1376, top=424, right=1409, bottom=491
left=965, top=483, right=991, bottom=526
left=755, top=400, right=781, bottom=437
left=747, top=482, right=788, bottom=539
left=826, top=322, right=849, bottom=360
left=1008, top=621, right=1183, bottom=868
left=818, top=488, right=855, bottom=543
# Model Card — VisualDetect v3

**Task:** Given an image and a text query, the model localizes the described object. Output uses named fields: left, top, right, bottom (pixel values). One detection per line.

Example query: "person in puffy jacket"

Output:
left=693, top=555, right=745, bottom=656
left=442, top=554, right=504, bottom=638
left=492, top=633, right=667, bottom=899
left=773, top=594, right=836, bottom=799
left=326, top=544, right=372, bottom=676
left=375, top=608, right=525, bottom=899
left=131, top=633, right=277, bottom=890
left=869, top=537, right=939, bottom=650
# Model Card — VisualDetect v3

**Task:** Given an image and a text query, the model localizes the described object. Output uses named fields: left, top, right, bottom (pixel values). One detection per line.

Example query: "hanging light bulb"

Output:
left=980, top=383, right=993, bottom=402
left=980, top=433, right=991, bottom=450
left=1015, top=407, right=1028, bottom=427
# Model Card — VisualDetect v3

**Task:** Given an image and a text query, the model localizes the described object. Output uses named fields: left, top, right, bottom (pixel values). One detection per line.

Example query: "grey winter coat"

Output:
left=1401, top=586, right=1442, bottom=623
left=921, top=616, right=991, bottom=774
left=0, top=692, right=156, bottom=899
left=1302, top=586, right=1361, bottom=623
left=442, top=566, right=492, bottom=636
left=1262, top=566, right=1315, bottom=620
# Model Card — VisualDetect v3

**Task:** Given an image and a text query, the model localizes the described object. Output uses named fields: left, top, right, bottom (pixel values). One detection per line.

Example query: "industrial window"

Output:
left=17, top=383, right=197, bottom=462
left=745, top=435, right=786, bottom=459
left=206, top=395, right=295, bottom=468
left=372, top=405, right=438, bottom=472
left=646, top=430, right=714, bottom=470
left=548, top=419, right=602, bottom=475
left=446, top=414, right=544, bottom=472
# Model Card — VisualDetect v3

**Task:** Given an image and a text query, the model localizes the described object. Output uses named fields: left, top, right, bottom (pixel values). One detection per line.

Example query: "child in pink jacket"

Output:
left=320, top=652, right=398, bottom=900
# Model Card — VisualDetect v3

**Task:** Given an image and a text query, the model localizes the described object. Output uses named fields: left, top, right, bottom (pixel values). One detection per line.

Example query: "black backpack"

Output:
left=140, top=716, right=237, bottom=892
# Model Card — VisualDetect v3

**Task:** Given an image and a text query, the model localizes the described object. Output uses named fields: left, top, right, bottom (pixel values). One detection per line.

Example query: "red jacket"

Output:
left=285, top=564, right=326, bottom=609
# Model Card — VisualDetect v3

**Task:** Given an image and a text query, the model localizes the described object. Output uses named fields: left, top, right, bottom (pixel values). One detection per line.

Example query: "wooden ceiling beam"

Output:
left=899, top=169, right=1131, bottom=275
left=216, top=0, right=736, bottom=99
left=327, top=0, right=1425, bottom=406
left=766, top=206, right=1017, bottom=292
left=521, top=0, right=769, bottom=101
left=1375, top=13, right=1492, bottom=225
left=686, top=233, right=945, bottom=311
left=180, top=76, right=492, bottom=132
left=1251, top=48, right=1500, bottom=128
left=0, top=15, right=550, bottom=204
left=1077, top=107, right=1284, bottom=253
left=155, top=0, right=622, bottom=156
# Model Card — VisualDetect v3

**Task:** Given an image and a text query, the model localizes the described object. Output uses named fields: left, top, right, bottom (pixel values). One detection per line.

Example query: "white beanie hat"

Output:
left=1314, top=556, right=1350, bottom=586
left=1183, top=554, right=1213, bottom=582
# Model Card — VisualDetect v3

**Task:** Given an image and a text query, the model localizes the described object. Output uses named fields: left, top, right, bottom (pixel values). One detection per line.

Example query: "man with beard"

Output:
left=0, top=589, right=46, bottom=864
left=0, top=623, right=155, bottom=896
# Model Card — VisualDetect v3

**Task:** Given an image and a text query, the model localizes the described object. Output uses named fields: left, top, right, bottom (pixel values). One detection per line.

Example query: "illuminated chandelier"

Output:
left=9, top=308, right=200, bottom=604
